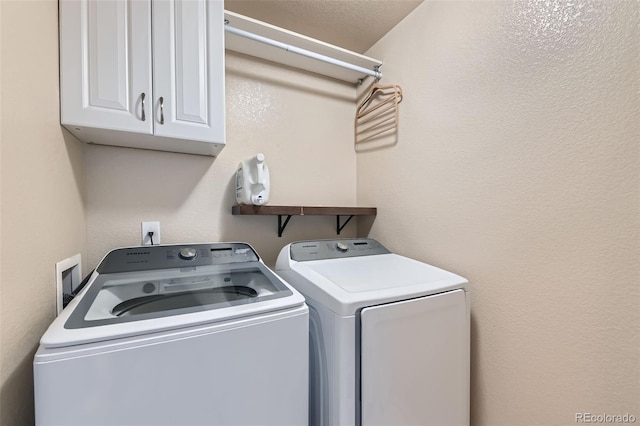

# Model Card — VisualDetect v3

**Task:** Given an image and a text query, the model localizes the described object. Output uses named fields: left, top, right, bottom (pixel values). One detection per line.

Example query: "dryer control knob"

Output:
left=336, top=242, right=349, bottom=252
left=179, top=247, right=197, bottom=260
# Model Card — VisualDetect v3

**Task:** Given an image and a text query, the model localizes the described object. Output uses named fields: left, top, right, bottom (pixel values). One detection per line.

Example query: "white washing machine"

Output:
left=276, top=238, right=470, bottom=426
left=34, top=243, right=308, bottom=426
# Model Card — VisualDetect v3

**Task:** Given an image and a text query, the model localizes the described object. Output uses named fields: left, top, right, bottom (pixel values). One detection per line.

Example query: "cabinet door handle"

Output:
left=159, top=96, right=164, bottom=125
left=141, top=93, right=146, bottom=121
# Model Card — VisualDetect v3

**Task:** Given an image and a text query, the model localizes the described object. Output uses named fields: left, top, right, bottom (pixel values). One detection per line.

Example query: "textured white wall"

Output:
left=358, top=1, right=639, bottom=425
left=84, top=52, right=358, bottom=270
left=3, top=1, right=638, bottom=424
left=0, top=1, right=87, bottom=424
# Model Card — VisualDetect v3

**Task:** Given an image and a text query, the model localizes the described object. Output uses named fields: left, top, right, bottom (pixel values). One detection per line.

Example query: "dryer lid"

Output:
left=306, top=252, right=466, bottom=289
left=281, top=240, right=468, bottom=316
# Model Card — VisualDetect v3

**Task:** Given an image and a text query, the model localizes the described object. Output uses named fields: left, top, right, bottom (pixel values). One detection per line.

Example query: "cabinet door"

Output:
left=360, top=289, right=469, bottom=426
left=60, top=0, right=153, bottom=134
left=152, top=0, right=225, bottom=144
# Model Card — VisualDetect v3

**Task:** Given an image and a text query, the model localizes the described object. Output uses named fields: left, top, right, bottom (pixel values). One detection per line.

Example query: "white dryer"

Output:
left=276, top=238, right=470, bottom=426
left=35, top=243, right=308, bottom=426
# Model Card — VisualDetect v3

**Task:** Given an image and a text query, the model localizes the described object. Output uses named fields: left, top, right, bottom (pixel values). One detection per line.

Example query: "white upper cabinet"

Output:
left=59, top=0, right=225, bottom=157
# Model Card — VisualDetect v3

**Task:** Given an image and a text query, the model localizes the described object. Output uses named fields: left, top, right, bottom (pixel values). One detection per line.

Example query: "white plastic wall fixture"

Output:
left=56, top=254, right=82, bottom=314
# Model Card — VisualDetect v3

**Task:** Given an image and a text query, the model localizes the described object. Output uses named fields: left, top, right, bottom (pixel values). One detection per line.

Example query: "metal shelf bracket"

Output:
left=232, top=205, right=375, bottom=237
left=278, top=215, right=293, bottom=237
left=336, top=215, right=354, bottom=235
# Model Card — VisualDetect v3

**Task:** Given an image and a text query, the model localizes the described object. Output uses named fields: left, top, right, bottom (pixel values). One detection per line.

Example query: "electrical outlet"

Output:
left=141, top=221, right=161, bottom=245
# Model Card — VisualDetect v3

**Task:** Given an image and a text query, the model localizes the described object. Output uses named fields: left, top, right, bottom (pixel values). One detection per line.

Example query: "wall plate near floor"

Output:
left=56, top=254, right=82, bottom=315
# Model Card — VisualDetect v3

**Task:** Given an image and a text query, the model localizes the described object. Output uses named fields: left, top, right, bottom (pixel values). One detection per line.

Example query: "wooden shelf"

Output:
left=232, top=205, right=376, bottom=216
left=232, top=205, right=377, bottom=237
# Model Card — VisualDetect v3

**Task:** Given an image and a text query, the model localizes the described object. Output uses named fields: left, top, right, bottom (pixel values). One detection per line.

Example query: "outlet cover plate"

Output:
left=142, top=221, right=161, bottom=245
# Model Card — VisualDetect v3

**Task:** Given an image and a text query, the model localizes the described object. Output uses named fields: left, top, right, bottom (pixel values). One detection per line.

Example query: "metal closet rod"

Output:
left=224, top=24, right=383, bottom=81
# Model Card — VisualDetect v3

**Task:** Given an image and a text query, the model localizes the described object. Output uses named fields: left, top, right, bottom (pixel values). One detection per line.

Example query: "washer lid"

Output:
left=287, top=253, right=467, bottom=316
left=66, top=262, right=293, bottom=329
left=40, top=243, right=305, bottom=348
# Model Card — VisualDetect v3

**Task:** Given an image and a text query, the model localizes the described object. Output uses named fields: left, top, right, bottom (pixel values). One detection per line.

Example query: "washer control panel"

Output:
left=290, top=239, right=390, bottom=262
left=96, top=243, right=260, bottom=274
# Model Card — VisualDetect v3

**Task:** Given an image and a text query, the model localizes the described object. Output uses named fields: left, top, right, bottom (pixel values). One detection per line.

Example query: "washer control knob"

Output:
left=336, top=242, right=349, bottom=252
left=179, top=247, right=197, bottom=260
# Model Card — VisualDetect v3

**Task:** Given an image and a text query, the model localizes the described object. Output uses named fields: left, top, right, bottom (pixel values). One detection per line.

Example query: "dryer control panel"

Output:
left=290, top=239, right=390, bottom=262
